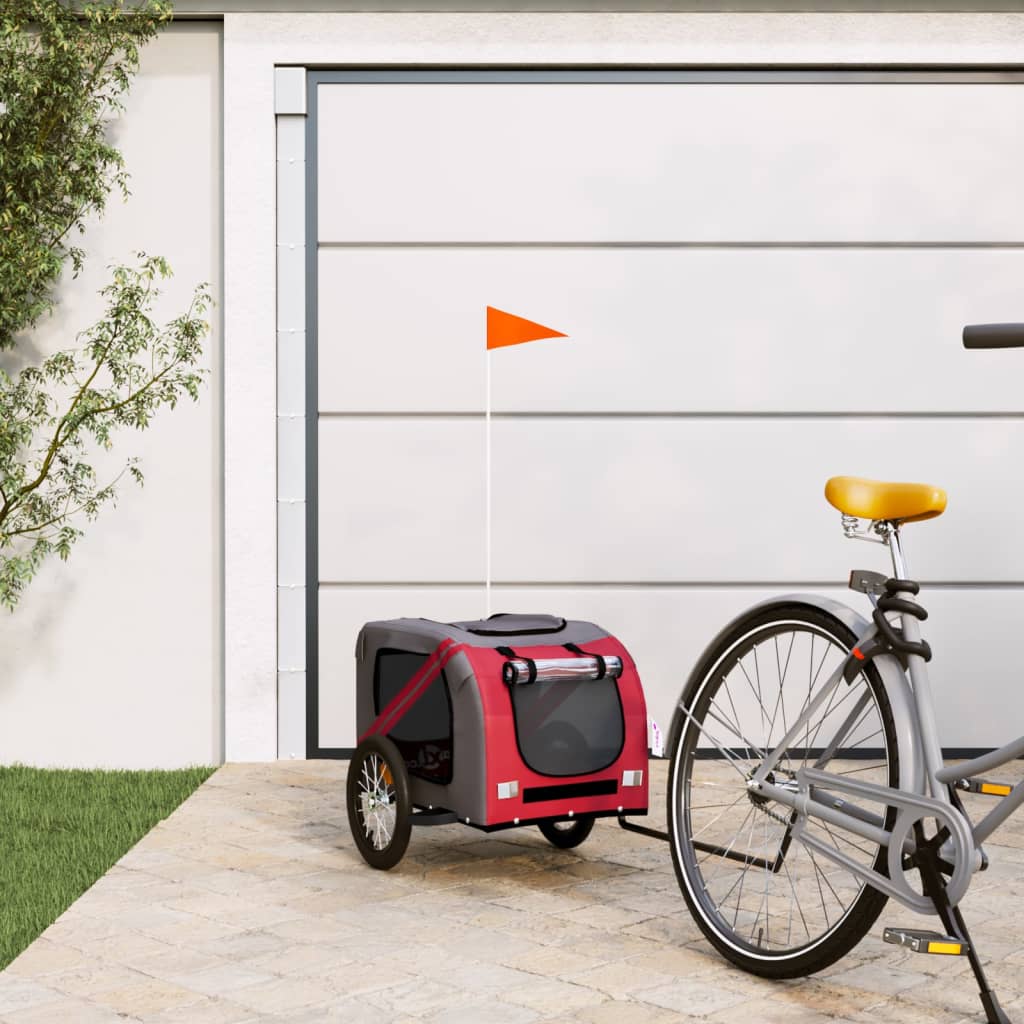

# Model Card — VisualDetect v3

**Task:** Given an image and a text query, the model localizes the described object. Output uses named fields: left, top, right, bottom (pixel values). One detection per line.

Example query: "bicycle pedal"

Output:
left=883, top=927, right=969, bottom=956
left=956, top=778, right=1014, bottom=798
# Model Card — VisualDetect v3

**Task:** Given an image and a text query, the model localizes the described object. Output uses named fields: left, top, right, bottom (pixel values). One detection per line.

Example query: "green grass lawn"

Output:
left=0, top=764, right=215, bottom=971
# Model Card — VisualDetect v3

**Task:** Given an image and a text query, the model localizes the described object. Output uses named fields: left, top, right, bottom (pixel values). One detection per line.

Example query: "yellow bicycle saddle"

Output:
left=825, top=476, right=947, bottom=524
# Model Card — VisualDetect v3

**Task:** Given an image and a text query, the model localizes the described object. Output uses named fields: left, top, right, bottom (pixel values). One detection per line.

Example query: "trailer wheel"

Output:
left=538, top=815, right=595, bottom=849
left=347, top=735, right=412, bottom=870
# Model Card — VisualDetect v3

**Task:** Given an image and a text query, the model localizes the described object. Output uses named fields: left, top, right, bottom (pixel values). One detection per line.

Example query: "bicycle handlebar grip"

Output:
left=963, top=323, right=1024, bottom=349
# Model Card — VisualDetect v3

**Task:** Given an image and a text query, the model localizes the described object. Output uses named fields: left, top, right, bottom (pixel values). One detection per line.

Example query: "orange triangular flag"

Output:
left=486, top=306, right=567, bottom=350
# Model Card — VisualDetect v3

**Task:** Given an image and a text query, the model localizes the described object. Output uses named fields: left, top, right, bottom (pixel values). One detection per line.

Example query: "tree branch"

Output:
left=5, top=467, right=128, bottom=539
left=11, top=320, right=122, bottom=509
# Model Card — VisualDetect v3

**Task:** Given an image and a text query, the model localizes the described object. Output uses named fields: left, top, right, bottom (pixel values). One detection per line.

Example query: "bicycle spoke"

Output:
left=691, top=790, right=750, bottom=841
left=672, top=615, right=894, bottom=965
left=701, top=805, right=756, bottom=887
left=702, top=704, right=767, bottom=762
left=811, top=842, right=848, bottom=908
left=678, top=706, right=753, bottom=779
left=781, top=854, right=813, bottom=943
left=803, top=679, right=862, bottom=758
left=837, top=759, right=887, bottom=776
left=737, top=651, right=771, bottom=745
left=731, top=808, right=760, bottom=928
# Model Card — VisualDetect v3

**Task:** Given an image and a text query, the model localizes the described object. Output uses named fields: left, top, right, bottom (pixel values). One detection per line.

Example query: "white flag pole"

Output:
left=485, top=349, right=492, bottom=617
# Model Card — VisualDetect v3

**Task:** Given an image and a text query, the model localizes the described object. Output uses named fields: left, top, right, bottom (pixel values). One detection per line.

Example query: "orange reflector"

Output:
left=980, top=783, right=1012, bottom=797
left=852, top=648, right=865, bottom=661
left=926, top=941, right=963, bottom=955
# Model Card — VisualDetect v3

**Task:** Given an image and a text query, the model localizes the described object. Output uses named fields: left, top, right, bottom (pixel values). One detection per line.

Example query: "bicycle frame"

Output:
left=723, top=525, right=1024, bottom=914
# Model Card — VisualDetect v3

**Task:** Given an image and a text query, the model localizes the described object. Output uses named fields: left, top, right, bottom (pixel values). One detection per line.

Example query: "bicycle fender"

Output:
left=668, top=594, right=924, bottom=797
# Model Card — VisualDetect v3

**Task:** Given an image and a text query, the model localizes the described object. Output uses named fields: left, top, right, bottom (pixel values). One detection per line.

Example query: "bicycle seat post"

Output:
left=886, top=524, right=909, bottom=579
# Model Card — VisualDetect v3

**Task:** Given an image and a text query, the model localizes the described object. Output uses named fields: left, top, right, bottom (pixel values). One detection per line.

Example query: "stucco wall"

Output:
left=0, top=23, right=223, bottom=769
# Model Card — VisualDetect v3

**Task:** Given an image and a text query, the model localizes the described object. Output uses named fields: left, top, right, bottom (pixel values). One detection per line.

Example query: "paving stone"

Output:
left=563, top=959, right=679, bottom=999
left=128, top=944, right=234, bottom=980
left=89, top=976, right=206, bottom=1016
left=571, top=1001, right=697, bottom=1024
left=0, top=977, right=63, bottom=1015
left=169, top=962, right=278, bottom=997
left=502, top=946, right=606, bottom=978
left=240, top=943, right=355, bottom=979
left=262, top=917, right=360, bottom=947
left=421, top=999, right=541, bottom=1024
left=705, top=996, right=843, bottom=1024
left=267, top=1002, right=390, bottom=1024
left=442, top=962, right=541, bottom=992
left=47, top=963, right=151, bottom=999
left=828, top=961, right=932, bottom=995
left=195, top=928, right=295, bottom=961
left=37, top=915, right=121, bottom=951
left=2, top=941, right=88, bottom=979
left=362, top=976, right=473, bottom=1016
left=226, top=976, right=337, bottom=1014
left=766, top=979, right=881, bottom=1017
left=145, top=996, right=261, bottom=1023
left=634, top=976, right=753, bottom=1016
left=500, top=976, right=609, bottom=1017
left=622, top=944, right=729, bottom=978
left=0, top=994, right=129, bottom=1023
left=4, top=758, right=1024, bottom=1023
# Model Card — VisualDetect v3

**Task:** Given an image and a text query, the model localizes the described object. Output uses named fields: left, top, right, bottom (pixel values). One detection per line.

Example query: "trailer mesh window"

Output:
left=509, top=675, right=624, bottom=777
left=374, top=649, right=453, bottom=784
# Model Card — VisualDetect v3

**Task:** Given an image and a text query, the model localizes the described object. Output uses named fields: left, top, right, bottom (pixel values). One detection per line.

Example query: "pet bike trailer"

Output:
left=345, top=613, right=649, bottom=869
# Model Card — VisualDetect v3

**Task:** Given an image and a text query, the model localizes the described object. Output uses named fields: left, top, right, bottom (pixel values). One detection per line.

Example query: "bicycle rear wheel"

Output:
left=668, top=603, right=899, bottom=978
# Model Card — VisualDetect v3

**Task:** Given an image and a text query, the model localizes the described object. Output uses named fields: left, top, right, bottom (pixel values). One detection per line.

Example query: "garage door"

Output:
left=305, top=70, right=1024, bottom=757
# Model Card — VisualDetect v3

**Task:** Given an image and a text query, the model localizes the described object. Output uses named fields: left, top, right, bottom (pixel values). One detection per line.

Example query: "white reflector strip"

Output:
left=497, top=781, right=519, bottom=800
left=622, top=770, right=644, bottom=787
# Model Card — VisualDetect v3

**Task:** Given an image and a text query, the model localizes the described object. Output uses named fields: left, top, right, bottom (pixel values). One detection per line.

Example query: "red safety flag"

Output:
left=486, top=306, right=567, bottom=350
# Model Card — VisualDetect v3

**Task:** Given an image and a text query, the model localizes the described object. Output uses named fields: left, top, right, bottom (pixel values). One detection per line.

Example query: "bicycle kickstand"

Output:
left=915, top=835, right=1010, bottom=1024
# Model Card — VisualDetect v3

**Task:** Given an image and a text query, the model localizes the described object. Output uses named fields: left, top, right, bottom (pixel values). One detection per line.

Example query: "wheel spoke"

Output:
left=690, top=790, right=750, bottom=841
left=670, top=615, right=895, bottom=965
left=702, top=704, right=767, bottom=762
left=677, top=706, right=753, bottom=779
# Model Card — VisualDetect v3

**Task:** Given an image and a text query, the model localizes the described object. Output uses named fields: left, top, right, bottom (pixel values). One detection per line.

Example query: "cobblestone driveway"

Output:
left=2, top=760, right=1023, bottom=1023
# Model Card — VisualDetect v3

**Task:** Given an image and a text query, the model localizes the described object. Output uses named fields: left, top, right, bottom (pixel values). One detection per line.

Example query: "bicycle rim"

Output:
left=670, top=608, right=898, bottom=970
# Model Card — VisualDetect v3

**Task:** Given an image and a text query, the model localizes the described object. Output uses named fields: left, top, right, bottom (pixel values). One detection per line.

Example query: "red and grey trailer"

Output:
left=346, top=614, right=649, bottom=868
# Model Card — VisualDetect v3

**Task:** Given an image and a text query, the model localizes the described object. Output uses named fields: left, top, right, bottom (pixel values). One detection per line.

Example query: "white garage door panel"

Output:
left=489, top=419, right=1024, bottom=585
left=317, top=83, right=1024, bottom=243
left=318, top=418, right=484, bottom=582
left=317, top=585, right=1023, bottom=749
left=317, top=247, right=1024, bottom=414
left=317, top=417, right=1023, bottom=584
left=490, top=418, right=1024, bottom=583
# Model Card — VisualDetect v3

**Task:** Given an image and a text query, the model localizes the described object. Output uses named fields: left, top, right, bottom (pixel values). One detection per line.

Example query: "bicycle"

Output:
left=665, top=323, right=1024, bottom=1024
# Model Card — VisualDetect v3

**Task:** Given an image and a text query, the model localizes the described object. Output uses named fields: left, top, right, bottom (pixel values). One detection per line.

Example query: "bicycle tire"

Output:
left=668, top=602, right=899, bottom=978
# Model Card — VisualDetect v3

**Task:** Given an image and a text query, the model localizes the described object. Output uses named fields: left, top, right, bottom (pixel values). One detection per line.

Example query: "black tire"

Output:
left=667, top=603, right=899, bottom=979
left=538, top=816, right=595, bottom=849
left=347, top=734, right=412, bottom=870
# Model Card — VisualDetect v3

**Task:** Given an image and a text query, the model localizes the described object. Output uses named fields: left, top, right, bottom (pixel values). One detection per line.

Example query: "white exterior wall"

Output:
left=225, top=13, right=1024, bottom=761
left=0, top=24, right=223, bottom=769
left=11, top=14, right=1024, bottom=770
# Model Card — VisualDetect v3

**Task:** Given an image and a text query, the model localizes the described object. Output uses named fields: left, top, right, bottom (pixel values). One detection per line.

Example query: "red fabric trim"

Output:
left=468, top=637, right=649, bottom=825
left=359, top=637, right=461, bottom=744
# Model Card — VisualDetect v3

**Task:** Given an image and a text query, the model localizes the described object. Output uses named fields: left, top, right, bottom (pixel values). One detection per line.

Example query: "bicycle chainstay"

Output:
left=790, top=767, right=976, bottom=914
